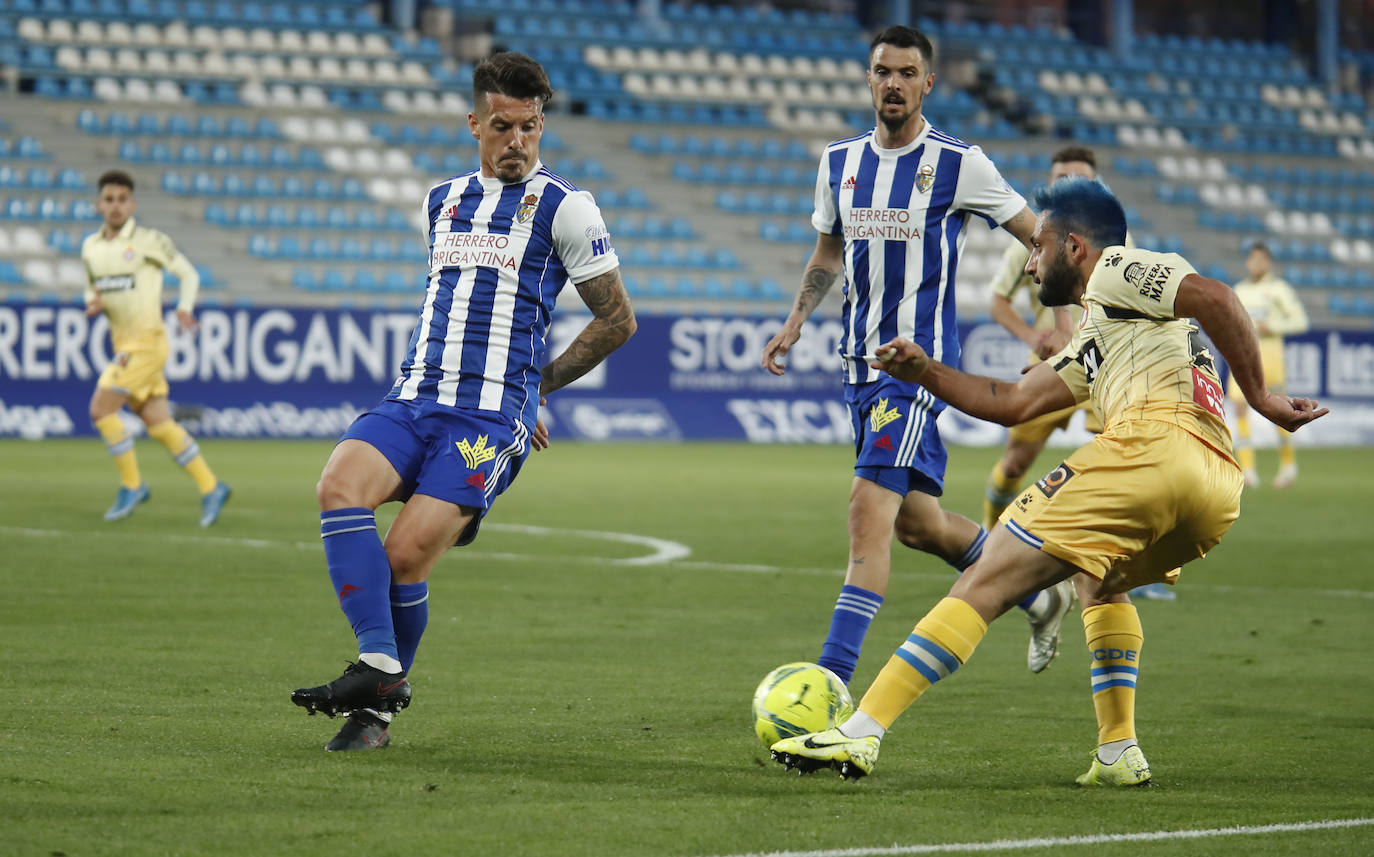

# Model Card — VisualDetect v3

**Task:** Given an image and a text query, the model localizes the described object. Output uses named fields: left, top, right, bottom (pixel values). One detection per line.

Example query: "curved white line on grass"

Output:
left=5, top=525, right=1374, bottom=600
left=0, top=523, right=690, bottom=566
left=697, top=817, right=1374, bottom=857
left=482, top=523, right=691, bottom=565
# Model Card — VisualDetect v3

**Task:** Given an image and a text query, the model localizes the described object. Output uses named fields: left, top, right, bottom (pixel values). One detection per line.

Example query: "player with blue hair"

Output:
left=770, top=177, right=1327, bottom=785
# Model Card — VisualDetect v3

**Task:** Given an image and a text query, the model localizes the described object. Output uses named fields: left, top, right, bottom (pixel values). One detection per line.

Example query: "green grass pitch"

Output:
left=3, top=439, right=1372, bottom=856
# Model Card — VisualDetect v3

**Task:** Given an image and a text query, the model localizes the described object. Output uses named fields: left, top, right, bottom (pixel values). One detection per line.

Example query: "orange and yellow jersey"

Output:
left=81, top=217, right=198, bottom=350
left=1049, top=245, right=1235, bottom=465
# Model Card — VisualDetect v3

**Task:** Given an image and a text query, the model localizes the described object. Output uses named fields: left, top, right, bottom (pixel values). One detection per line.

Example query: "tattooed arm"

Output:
left=762, top=231, right=844, bottom=375
left=540, top=268, right=638, bottom=397
left=870, top=338, right=1076, bottom=426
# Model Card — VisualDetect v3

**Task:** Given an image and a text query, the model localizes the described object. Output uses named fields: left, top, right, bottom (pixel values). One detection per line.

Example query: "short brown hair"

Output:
left=97, top=169, right=135, bottom=192
left=473, top=52, right=553, bottom=109
left=869, top=25, right=935, bottom=70
left=1248, top=241, right=1272, bottom=258
left=1051, top=146, right=1096, bottom=171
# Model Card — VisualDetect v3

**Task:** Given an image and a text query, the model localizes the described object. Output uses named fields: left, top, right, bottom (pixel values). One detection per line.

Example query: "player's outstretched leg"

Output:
left=771, top=727, right=881, bottom=781
left=325, top=709, right=392, bottom=751
left=291, top=661, right=411, bottom=717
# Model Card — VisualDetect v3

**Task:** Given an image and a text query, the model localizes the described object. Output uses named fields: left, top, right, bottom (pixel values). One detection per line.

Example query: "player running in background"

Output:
left=290, top=53, right=636, bottom=751
left=769, top=178, right=1327, bottom=784
left=982, top=148, right=1174, bottom=604
left=81, top=170, right=231, bottom=526
left=1228, top=241, right=1309, bottom=489
left=760, top=24, right=1072, bottom=683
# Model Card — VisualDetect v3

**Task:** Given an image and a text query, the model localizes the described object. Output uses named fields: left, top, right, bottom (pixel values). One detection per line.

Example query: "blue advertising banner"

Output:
left=1, top=301, right=1371, bottom=445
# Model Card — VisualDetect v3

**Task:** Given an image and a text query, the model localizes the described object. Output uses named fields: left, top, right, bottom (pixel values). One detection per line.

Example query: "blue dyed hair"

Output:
left=1032, top=176, right=1128, bottom=249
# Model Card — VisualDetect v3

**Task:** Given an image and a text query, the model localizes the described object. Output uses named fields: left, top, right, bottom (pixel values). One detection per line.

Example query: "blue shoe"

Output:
left=1130, top=582, right=1178, bottom=601
left=104, top=484, right=150, bottom=521
left=199, top=482, right=231, bottom=527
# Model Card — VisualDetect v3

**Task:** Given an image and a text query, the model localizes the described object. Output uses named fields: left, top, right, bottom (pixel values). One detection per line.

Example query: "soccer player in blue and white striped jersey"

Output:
left=291, top=53, right=637, bottom=750
left=761, top=25, right=1071, bottom=687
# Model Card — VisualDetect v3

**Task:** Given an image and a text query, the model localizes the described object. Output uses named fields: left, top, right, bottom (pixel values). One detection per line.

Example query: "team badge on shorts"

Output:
left=1035, top=462, right=1074, bottom=498
left=457, top=434, right=497, bottom=490
left=516, top=193, right=539, bottom=224
left=869, top=397, right=902, bottom=432
left=916, top=164, right=936, bottom=194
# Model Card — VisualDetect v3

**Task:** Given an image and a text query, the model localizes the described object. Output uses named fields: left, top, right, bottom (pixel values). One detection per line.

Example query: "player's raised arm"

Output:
left=1174, top=274, right=1327, bottom=432
left=539, top=268, right=637, bottom=397
left=872, top=337, right=1076, bottom=426
left=762, top=231, right=844, bottom=375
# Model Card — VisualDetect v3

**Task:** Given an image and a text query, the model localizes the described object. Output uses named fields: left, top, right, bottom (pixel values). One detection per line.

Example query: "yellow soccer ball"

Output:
left=751, top=662, right=854, bottom=747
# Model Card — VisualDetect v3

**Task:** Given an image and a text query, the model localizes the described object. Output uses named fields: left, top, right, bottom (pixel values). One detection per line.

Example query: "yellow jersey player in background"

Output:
left=82, top=170, right=231, bottom=525
left=983, top=147, right=1173, bottom=607
left=768, top=177, right=1326, bottom=786
left=1228, top=241, right=1309, bottom=489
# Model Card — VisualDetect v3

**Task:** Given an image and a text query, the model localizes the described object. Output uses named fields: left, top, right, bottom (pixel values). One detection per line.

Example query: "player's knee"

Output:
left=315, top=469, right=360, bottom=511
left=893, top=511, right=940, bottom=552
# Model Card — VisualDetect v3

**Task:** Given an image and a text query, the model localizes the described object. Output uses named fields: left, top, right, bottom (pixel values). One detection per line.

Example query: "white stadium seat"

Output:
left=85, top=48, right=113, bottom=71
left=57, top=260, right=87, bottom=290
left=382, top=149, right=412, bottom=173
left=56, top=46, right=84, bottom=70
left=382, top=90, right=412, bottom=112
left=298, top=85, right=328, bottom=109
left=290, top=55, right=317, bottom=78
left=114, top=48, right=143, bottom=72
left=353, top=148, right=382, bottom=173
left=16, top=17, right=43, bottom=40
left=361, top=33, right=389, bottom=55
left=239, top=80, right=269, bottom=107
left=335, top=32, right=361, bottom=55
left=0, top=228, right=10, bottom=255
left=132, top=23, right=160, bottom=45
left=144, top=51, right=172, bottom=74
left=278, top=30, right=304, bottom=52
left=93, top=76, right=123, bottom=100
left=106, top=21, right=133, bottom=43
left=306, top=30, right=332, bottom=53
left=123, top=78, right=153, bottom=101
left=21, top=260, right=55, bottom=286
left=48, top=19, right=75, bottom=42
left=221, top=27, right=248, bottom=49
left=438, top=92, right=467, bottom=113
left=409, top=91, right=439, bottom=112
left=367, top=178, right=398, bottom=204
left=340, top=118, right=370, bottom=143
left=162, top=21, right=190, bottom=46
left=249, top=28, right=276, bottom=50
left=76, top=20, right=105, bottom=42
left=257, top=54, right=286, bottom=77
left=152, top=78, right=182, bottom=103
left=14, top=227, right=46, bottom=255
left=201, top=52, right=230, bottom=76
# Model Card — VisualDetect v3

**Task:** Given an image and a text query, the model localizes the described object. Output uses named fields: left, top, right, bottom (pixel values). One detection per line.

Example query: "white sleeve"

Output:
left=955, top=146, right=1027, bottom=228
left=552, top=189, right=619, bottom=284
left=810, top=150, right=840, bottom=235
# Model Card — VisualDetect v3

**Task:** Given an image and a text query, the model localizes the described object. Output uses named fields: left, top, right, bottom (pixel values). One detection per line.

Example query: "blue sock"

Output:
left=951, top=527, right=1036, bottom=610
left=390, top=582, right=429, bottom=673
left=320, top=507, right=398, bottom=661
left=818, top=584, right=884, bottom=685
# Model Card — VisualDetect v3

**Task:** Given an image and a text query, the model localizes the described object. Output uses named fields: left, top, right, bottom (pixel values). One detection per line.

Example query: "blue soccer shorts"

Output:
left=845, top=376, right=947, bottom=497
left=341, top=398, right=531, bottom=541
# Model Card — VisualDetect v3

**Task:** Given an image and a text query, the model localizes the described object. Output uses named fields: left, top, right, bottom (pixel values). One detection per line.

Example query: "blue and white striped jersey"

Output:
left=812, top=122, right=1026, bottom=384
left=389, top=161, right=619, bottom=429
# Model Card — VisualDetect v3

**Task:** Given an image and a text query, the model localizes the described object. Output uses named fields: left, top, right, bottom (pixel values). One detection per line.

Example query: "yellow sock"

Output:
left=858, top=597, right=988, bottom=729
left=983, top=461, right=1020, bottom=530
left=94, top=414, right=141, bottom=489
left=146, top=420, right=218, bottom=494
left=1082, top=602, right=1143, bottom=744
left=1234, top=413, right=1255, bottom=471
left=1277, top=430, right=1296, bottom=468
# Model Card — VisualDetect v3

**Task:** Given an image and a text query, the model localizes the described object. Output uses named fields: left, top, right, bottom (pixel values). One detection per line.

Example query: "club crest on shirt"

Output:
left=869, top=397, right=903, bottom=432
left=915, top=164, right=936, bottom=194
left=516, top=193, right=539, bottom=224
left=456, top=434, right=497, bottom=470
left=123, top=246, right=136, bottom=261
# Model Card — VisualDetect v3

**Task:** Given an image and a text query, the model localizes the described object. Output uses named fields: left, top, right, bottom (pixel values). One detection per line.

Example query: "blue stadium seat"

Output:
left=277, top=235, right=302, bottom=258
left=291, top=267, right=316, bottom=291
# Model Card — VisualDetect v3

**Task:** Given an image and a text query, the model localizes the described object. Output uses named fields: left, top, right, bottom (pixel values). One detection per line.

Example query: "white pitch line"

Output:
left=3, top=524, right=1373, bottom=599
left=698, top=817, right=1374, bottom=857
